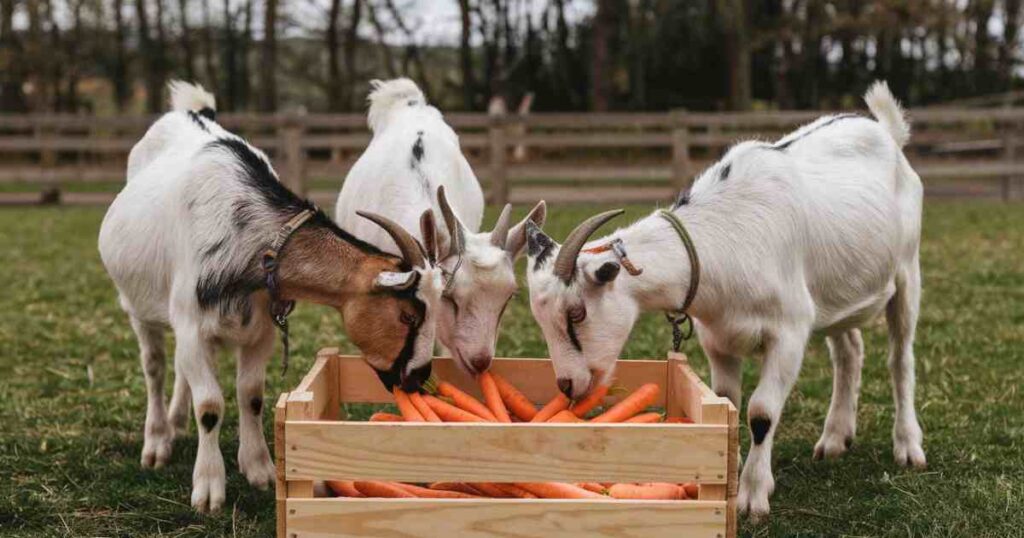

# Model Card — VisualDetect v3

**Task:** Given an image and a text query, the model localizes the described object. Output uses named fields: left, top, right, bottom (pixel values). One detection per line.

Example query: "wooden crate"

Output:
left=275, top=349, right=739, bottom=538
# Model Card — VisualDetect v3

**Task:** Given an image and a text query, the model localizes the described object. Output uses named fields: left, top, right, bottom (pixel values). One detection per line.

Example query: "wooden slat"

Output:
left=274, top=393, right=289, bottom=538
left=334, top=354, right=667, bottom=407
left=286, top=498, right=727, bottom=538
left=287, top=355, right=337, bottom=421
left=284, top=421, right=726, bottom=484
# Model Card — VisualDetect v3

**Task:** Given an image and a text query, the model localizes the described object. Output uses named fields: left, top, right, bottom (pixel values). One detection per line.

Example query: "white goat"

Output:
left=336, top=78, right=545, bottom=374
left=100, top=81, right=442, bottom=512
left=523, top=82, right=925, bottom=520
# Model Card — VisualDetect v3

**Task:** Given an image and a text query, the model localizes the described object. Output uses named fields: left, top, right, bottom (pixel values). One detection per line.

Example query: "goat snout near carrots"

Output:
left=332, top=379, right=700, bottom=501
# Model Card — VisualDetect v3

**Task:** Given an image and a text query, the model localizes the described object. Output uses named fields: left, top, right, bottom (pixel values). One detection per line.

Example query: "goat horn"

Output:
left=490, top=204, right=512, bottom=248
left=357, top=211, right=427, bottom=268
left=552, top=209, right=624, bottom=283
left=436, top=185, right=465, bottom=258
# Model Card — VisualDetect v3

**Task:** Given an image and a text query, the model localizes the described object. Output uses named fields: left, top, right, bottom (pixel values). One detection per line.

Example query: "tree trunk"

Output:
left=136, top=0, right=162, bottom=113
left=590, top=0, right=613, bottom=111
left=259, top=0, right=278, bottom=112
left=201, top=0, right=218, bottom=94
left=178, top=0, right=195, bottom=81
left=111, top=0, right=130, bottom=110
left=326, top=0, right=342, bottom=111
left=715, top=0, right=751, bottom=110
left=0, top=0, right=29, bottom=112
left=458, top=0, right=475, bottom=109
left=342, top=0, right=363, bottom=109
left=238, top=0, right=253, bottom=109
left=365, top=1, right=396, bottom=78
left=999, top=0, right=1020, bottom=90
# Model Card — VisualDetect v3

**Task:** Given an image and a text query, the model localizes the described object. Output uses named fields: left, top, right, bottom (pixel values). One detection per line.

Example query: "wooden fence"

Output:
left=0, top=107, right=1022, bottom=206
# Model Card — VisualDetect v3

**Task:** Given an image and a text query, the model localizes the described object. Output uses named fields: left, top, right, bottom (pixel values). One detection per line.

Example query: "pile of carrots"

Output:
left=327, top=372, right=699, bottom=501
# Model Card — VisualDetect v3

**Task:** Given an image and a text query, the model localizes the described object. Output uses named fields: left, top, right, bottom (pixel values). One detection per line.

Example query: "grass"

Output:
left=0, top=201, right=1022, bottom=537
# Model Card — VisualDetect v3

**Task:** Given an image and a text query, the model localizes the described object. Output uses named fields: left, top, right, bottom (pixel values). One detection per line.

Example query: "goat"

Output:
left=99, top=81, right=442, bottom=513
left=335, top=78, right=545, bottom=374
left=523, top=82, right=925, bottom=520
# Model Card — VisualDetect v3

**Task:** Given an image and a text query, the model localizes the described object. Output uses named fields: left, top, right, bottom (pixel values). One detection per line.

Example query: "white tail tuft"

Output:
left=167, top=80, right=216, bottom=115
left=366, top=78, right=426, bottom=133
left=864, top=81, right=910, bottom=148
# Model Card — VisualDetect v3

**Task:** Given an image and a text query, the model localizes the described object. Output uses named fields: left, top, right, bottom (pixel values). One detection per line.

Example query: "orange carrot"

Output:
left=683, top=483, right=699, bottom=499
left=469, top=483, right=514, bottom=498
left=422, top=394, right=487, bottom=422
left=516, top=482, right=607, bottom=499
left=531, top=393, right=570, bottom=422
left=571, top=384, right=610, bottom=418
left=491, top=372, right=538, bottom=421
left=625, top=412, right=663, bottom=423
left=393, top=388, right=424, bottom=422
left=432, top=380, right=497, bottom=421
left=590, top=383, right=660, bottom=423
left=354, top=481, right=417, bottom=498
left=665, top=416, right=694, bottom=424
left=608, top=483, right=684, bottom=500
left=478, top=372, right=512, bottom=423
left=369, top=412, right=405, bottom=422
left=578, top=482, right=608, bottom=494
left=430, top=482, right=485, bottom=496
left=395, top=483, right=481, bottom=498
left=409, top=392, right=442, bottom=422
left=326, top=480, right=364, bottom=497
left=547, top=410, right=582, bottom=423
left=492, top=483, right=538, bottom=498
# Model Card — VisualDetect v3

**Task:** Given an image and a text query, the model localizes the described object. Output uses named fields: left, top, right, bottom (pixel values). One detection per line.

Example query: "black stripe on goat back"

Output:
left=773, top=113, right=860, bottom=151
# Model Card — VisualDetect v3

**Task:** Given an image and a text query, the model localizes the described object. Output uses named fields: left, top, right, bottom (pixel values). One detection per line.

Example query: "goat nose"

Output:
left=557, top=378, right=573, bottom=399
left=470, top=355, right=491, bottom=374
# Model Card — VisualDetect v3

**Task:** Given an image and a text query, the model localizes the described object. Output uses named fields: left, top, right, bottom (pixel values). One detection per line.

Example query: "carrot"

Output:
left=492, top=483, right=538, bottom=498
left=577, top=482, right=608, bottom=494
left=422, top=394, right=487, bottom=422
left=625, top=412, right=663, bottom=423
left=353, top=481, right=416, bottom=498
left=491, top=372, right=538, bottom=421
left=570, top=384, right=610, bottom=418
left=430, top=482, right=485, bottom=496
left=409, top=392, right=442, bottom=422
left=393, top=388, right=424, bottom=422
left=590, top=383, right=661, bottom=423
left=325, top=480, right=364, bottom=497
left=469, top=482, right=514, bottom=498
left=531, top=393, right=570, bottom=422
left=683, top=483, right=699, bottom=499
left=478, top=372, right=512, bottom=423
left=428, top=379, right=497, bottom=421
left=665, top=416, right=694, bottom=424
left=608, top=483, right=684, bottom=500
left=368, top=412, right=404, bottom=422
left=395, top=483, right=481, bottom=498
left=547, top=409, right=582, bottom=423
left=516, top=482, right=607, bottom=499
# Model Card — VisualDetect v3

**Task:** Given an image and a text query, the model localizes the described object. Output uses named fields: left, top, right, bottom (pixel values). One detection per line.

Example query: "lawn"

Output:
left=1, top=201, right=1022, bottom=537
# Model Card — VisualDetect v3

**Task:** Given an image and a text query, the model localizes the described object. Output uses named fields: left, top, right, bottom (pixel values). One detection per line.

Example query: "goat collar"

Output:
left=261, top=208, right=316, bottom=375
left=657, top=209, right=701, bottom=352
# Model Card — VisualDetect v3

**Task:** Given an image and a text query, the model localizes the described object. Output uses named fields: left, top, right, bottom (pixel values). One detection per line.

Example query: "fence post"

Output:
left=489, top=110, right=508, bottom=206
left=279, top=112, right=307, bottom=196
left=670, top=109, right=692, bottom=192
left=1004, top=125, right=1019, bottom=201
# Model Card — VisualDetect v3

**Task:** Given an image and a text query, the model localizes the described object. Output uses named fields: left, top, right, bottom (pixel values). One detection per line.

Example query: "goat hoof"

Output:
left=191, top=459, right=226, bottom=513
left=141, top=431, right=173, bottom=469
left=813, top=433, right=852, bottom=461
left=239, top=450, right=276, bottom=490
left=893, top=422, right=926, bottom=469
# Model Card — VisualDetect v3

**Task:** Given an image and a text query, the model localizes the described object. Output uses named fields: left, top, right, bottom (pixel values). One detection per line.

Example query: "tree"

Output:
left=0, top=0, right=29, bottom=111
left=715, top=0, right=751, bottom=110
left=259, top=0, right=278, bottom=112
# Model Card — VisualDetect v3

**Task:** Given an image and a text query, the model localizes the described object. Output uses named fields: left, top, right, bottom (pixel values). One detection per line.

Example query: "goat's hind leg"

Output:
left=887, top=261, right=926, bottom=468
left=167, top=369, right=191, bottom=437
left=814, top=329, right=864, bottom=460
left=175, top=327, right=226, bottom=513
left=130, top=317, right=174, bottom=469
left=236, top=329, right=276, bottom=490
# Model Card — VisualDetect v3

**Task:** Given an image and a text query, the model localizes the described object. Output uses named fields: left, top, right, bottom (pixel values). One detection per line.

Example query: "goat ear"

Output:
left=419, top=210, right=438, bottom=265
left=525, top=220, right=555, bottom=261
left=374, top=271, right=418, bottom=291
left=506, top=200, right=547, bottom=259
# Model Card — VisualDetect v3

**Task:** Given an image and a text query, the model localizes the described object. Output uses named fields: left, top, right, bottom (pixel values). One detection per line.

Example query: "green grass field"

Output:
left=1, top=201, right=1022, bottom=537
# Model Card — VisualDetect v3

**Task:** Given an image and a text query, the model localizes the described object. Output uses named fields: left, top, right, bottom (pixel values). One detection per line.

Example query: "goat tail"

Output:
left=864, top=81, right=910, bottom=148
left=167, top=80, right=217, bottom=121
left=366, top=78, right=426, bottom=133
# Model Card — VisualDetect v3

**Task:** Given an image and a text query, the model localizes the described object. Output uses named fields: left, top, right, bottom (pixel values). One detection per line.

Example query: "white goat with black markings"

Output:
left=523, top=82, right=925, bottom=520
left=336, top=78, right=546, bottom=374
left=100, top=81, right=442, bottom=513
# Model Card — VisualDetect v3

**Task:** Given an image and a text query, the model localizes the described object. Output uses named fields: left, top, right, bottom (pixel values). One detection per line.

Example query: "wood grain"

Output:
left=284, top=421, right=726, bottom=484
left=286, top=498, right=728, bottom=538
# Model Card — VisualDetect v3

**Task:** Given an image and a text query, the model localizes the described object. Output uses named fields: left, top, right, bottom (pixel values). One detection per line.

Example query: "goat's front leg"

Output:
left=174, top=328, right=226, bottom=513
left=814, top=329, right=864, bottom=460
left=236, top=329, right=276, bottom=490
left=738, top=327, right=808, bottom=522
left=167, top=369, right=191, bottom=437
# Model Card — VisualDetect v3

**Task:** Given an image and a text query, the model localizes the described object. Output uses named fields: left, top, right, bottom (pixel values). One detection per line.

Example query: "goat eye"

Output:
left=400, top=311, right=418, bottom=326
left=568, top=305, right=586, bottom=324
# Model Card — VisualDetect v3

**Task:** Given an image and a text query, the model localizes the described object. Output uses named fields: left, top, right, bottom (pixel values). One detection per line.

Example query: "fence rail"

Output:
left=0, top=107, right=1021, bottom=205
